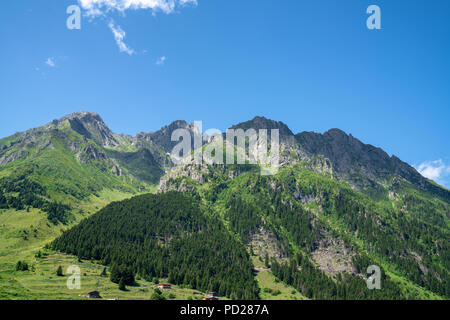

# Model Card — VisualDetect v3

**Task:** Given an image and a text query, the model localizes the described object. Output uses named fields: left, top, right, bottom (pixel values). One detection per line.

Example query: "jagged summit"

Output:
left=230, top=116, right=294, bottom=137
left=52, top=111, right=119, bottom=148
left=294, top=128, right=449, bottom=197
left=56, top=111, right=102, bottom=123
left=136, top=119, right=202, bottom=153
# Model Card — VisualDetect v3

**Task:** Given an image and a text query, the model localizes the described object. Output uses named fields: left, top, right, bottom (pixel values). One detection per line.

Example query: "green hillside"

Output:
left=160, top=162, right=448, bottom=299
left=0, top=113, right=448, bottom=300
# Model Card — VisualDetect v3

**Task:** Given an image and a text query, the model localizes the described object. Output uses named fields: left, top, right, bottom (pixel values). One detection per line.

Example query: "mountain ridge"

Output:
left=1, top=111, right=448, bottom=196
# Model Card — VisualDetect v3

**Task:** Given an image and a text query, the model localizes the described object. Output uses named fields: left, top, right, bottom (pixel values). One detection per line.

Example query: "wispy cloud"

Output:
left=45, top=57, right=56, bottom=67
left=108, top=21, right=135, bottom=55
left=79, top=0, right=197, bottom=17
left=156, top=56, right=166, bottom=65
left=415, top=159, right=450, bottom=186
left=78, top=0, right=198, bottom=54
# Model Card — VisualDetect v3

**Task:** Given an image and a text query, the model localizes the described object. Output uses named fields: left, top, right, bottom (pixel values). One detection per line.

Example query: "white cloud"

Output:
left=108, top=21, right=135, bottom=55
left=45, top=58, right=56, bottom=67
left=79, top=0, right=197, bottom=16
left=156, top=56, right=166, bottom=65
left=415, top=159, right=450, bottom=183
left=78, top=0, right=198, bottom=54
left=179, top=0, right=198, bottom=6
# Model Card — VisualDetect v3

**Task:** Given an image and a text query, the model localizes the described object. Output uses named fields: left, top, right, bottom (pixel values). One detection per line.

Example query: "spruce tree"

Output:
left=119, top=278, right=126, bottom=291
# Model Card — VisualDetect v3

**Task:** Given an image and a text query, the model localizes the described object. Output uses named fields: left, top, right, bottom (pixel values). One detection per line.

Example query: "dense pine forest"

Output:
left=51, top=192, right=259, bottom=299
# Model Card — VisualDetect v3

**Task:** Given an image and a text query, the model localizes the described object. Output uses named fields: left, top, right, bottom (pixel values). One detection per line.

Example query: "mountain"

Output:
left=0, top=112, right=150, bottom=209
left=231, top=116, right=294, bottom=137
left=0, top=112, right=202, bottom=201
left=136, top=120, right=202, bottom=154
left=55, top=111, right=120, bottom=148
left=295, top=128, right=445, bottom=196
left=1, top=112, right=449, bottom=300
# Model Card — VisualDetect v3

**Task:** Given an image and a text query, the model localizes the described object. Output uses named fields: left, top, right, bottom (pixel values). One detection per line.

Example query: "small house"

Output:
left=202, top=291, right=219, bottom=300
left=157, top=283, right=172, bottom=289
left=83, top=291, right=102, bottom=299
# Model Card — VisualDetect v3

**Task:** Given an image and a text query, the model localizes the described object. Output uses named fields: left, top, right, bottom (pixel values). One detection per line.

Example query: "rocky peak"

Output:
left=57, top=111, right=102, bottom=123
left=295, top=128, right=445, bottom=194
left=138, top=120, right=202, bottom=153
left=53, top=111, right=119, bottom=148
left=230, top=116, right=294, bottom=137
left=296, top=129, right=392, bottom=175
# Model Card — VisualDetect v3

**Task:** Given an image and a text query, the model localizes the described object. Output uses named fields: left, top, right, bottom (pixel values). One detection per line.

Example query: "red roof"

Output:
left=159, top=283, right=171, bottom=286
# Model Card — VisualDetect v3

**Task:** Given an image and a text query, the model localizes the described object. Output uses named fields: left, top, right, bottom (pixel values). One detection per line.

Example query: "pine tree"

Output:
left=15, top=261, right=22, bottom=271
left=119, top=278, right=126, bottom=291
left=16, top=261, right=29, bottom=271
left=56, top=265, right=63, bottom=276
left=264, top=253, right=270, bottom=268
left=110, top=264, right=121, bottom=283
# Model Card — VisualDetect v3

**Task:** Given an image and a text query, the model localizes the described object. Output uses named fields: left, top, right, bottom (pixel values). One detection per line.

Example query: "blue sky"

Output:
left=0, top=0, right=449, bottom=186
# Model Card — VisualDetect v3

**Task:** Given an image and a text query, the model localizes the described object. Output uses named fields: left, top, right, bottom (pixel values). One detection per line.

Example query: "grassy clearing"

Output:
left=251, top=256, right=308, bottom=300
left=0, top=188, right=142, bottom=299
left=1, top=252, right=217, bottom=300
left=256, top=270, right=308, bottom=300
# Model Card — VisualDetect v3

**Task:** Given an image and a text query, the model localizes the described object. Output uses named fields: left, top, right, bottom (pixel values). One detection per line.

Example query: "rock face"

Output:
left=231, top=116, right=294, bottom=136
left=76, top=144, right=107, bottom=164
left=295, top=128, right=447, bottom=196
left=136, top=120, right=202, bottom=154
left=296, top=129, right=394, bottom=178
left=111, top=164, right=122, bottom=176
left=311, top=238, right=356, bottom=275
left=56, top=111, right=119, bottom=148
left=230, top=116, right=296, bottom=144
left=158, top=163, right=210, bottom=193
left=250, top=226, right=289, bottom=262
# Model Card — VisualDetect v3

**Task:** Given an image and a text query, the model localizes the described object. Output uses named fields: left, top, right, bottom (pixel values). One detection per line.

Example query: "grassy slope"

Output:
left=2, top=251, right=218, bottom=300
left=0, top=191, right=233, bottom=300
left=0, top=189, right=138, bottom=299
left=0, top=124, right=165, bottom=298
left=251, top=256, right=308, bottom=300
